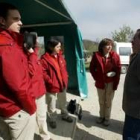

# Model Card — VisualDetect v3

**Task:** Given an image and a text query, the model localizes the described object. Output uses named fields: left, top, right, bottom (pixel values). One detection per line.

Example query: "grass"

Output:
left=85, top=62, right=90, bottom=71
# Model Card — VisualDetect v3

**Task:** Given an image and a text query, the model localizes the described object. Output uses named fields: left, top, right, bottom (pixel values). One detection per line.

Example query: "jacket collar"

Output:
left=0, top=28, right=23, bottom=46
left=42, top=52, right=58, bottom=70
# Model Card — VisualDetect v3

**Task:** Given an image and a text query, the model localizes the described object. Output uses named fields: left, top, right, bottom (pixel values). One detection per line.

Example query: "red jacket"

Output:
left=90, top=51, right=121, bottom=90
left=30, top=48, right=46, bottom=98
left=40, top=52, right=68, bottom=93
left=16, top=42, right=46, bottom=99
left=0, top=28, right=36, bottom=117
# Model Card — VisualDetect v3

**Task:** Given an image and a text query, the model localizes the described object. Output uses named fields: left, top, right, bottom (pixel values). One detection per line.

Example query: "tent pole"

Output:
left=22, top=21, right=72, bottom=28
left=34, top=0, right=72, bottom=21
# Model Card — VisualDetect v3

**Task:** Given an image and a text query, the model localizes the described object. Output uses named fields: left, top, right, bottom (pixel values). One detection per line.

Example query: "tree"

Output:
left=83, top=39, right=98, bottom=52
left=111, top=25, right=134, bottom=42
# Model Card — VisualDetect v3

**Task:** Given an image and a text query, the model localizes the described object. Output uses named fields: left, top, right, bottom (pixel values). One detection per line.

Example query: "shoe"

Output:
left=62, top=116, right=73, bottom=123
left=49, top=121, right=57, bottom=129
left=96, top=117, right=104, bottom=124
left=103, top=119, right=110, bottom=126
left=41, top=137, right=53, bottom=140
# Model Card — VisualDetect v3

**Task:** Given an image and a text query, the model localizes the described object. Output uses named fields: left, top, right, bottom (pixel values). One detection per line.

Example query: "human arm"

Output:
left=113, top=53, right=121, bottom=90
left=1, top=47, right=36, bottom=115
left=27, top=48, right=39, bottom=76
left=89, top=54, right=98, bottom=81
left=40, top=58, right=53, bottom=86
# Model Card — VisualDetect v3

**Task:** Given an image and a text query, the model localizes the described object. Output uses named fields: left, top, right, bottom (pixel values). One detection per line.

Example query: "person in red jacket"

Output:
left=34, top=48, right=53, bottom=140
left=26, top=33, right=52, bottom=140
left=0, top=3, right=36, bottom=140
left=40, top=39, right=73, bottom=129
left=90, top=38, right=121, bottom=126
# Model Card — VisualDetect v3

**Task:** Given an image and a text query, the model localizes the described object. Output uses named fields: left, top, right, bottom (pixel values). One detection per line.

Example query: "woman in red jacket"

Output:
left=90, top=38, right=121, bottom=126
left=41, top=39, right=73, bottom=129
left=23, top=31, right=52, bottom=140
left=30, top=47, right=52, bottom=140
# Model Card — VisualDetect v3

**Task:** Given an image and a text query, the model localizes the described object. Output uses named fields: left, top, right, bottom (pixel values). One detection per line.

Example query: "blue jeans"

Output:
left=123, top=115, right=140, bottom=140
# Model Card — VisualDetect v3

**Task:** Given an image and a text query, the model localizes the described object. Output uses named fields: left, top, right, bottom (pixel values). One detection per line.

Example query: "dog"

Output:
left=67, top=99, right=82, bottom=120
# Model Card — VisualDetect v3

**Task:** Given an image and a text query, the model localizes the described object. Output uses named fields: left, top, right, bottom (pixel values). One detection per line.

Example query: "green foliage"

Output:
left=85, top=62, right=90, bottom=71
left=83, top=39, right=98, bottom=71
left=83, top=39, right=98, bottom=52
left=111, top=25, right=134, bottom=42
left=38, top=43, right=45, bottom=58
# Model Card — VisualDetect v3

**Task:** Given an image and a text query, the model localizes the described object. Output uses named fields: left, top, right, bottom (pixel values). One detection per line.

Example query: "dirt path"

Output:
left=67, top=72, right=125, bottom=140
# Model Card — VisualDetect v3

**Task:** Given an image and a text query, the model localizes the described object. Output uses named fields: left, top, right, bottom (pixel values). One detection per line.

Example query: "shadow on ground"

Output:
left=74, top=126, right=104, bottom=140
left=47, top=114, right=76, bottom=139
left=76, top=110, right=124, bottom=135
left=34, top=111, right=77, bottom=140
left=34, top=134, right=41, bottom=140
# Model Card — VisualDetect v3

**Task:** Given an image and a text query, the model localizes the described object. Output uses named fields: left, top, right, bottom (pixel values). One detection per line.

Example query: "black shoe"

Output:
left=62, top=116, right=73, bottom=123
left=49, top=121, right=57, bottom=129
left=96, top=117, right=104, bottom=124
left=103, top=119, right=110, bottom=126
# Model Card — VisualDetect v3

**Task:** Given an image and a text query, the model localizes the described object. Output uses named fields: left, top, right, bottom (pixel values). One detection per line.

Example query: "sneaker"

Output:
left=103, top=119, right=110, bottom=126
left=96, top=117, right=104, bottom=124
left=49, top=121, right=57, bottom=129
left=62, top=116, right=73, bottom=123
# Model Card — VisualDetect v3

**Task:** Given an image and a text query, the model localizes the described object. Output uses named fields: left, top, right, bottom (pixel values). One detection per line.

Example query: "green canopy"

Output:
left=0, top=0, right=88, bottom=98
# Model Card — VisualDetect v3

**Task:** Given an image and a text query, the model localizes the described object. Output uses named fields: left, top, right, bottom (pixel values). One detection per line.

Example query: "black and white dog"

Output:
left=67, top=99, right=82, bottom=120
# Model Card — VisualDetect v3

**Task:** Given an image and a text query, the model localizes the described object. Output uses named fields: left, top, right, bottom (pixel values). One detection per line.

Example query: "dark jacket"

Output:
left=40, top=52, right=68, bottom=93
left=123, top=53, right=140, bottom=119
left=89, top=51, right=121, bottom=90
left=0, top=28, right=36, bottom=117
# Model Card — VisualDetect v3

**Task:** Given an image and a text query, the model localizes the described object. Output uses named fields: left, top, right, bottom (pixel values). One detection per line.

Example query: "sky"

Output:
left=63, top=0, right=140, bottom=41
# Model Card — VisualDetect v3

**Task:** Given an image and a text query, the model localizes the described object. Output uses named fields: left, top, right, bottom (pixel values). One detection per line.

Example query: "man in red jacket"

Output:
left=0, top=3, right=36, bottom=140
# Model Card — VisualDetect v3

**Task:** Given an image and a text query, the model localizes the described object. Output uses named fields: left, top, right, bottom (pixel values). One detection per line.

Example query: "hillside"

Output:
left=83, top=39, right=98, bottom=53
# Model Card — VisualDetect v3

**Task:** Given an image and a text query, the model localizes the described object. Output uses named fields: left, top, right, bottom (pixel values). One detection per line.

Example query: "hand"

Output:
left=106, top=71, right=116, bottom=77
left=23, top=43, right=34, bottom=53
left=28, top=48, right=34, bottom=53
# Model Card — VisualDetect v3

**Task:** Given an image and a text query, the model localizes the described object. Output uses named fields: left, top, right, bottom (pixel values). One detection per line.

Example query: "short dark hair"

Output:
left=98, top=38, right=114, bottom=54
left=45, top=39, right=60, bottom=54
left=0, top=2, right=18, bottom=19
left=136, top=29, right=140, bottom=39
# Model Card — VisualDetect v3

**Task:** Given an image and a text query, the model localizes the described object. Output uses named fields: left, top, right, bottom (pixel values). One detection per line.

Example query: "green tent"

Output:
left=0, top=0, right=88, bottom=98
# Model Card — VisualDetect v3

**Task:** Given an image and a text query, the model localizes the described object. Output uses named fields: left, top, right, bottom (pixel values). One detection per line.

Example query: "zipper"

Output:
left=0, top=43, right=13, bottom=47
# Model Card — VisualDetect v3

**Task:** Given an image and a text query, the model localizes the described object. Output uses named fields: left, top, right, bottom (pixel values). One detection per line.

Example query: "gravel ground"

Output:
left=67, top=72, right=126, bottom=140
